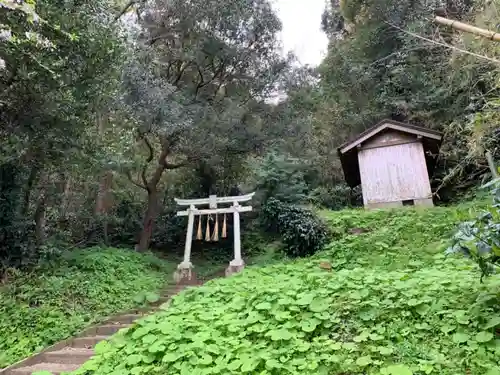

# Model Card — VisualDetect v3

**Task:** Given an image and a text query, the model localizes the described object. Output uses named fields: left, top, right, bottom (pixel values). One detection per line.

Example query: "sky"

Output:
left=272, top=0, right=329, bottom=67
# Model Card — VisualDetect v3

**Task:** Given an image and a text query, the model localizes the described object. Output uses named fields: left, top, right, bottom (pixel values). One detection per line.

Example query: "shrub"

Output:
left=309, top=183, right=362, bottom=210
left=0, top=247, right=171, bottom=368
left=446, top=177, right=500, bottom=280
left=254, top=151, right=308, bottom=205
left=262, top=198, right=329, bottom=258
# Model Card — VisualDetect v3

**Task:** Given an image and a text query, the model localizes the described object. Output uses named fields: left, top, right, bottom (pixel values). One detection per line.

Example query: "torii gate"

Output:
left=173, top=192, right=255, bottom=284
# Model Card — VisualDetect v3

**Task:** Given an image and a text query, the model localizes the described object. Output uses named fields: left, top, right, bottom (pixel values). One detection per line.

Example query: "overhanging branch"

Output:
left=114, top=0, right=137, bottom=22
left=125, top=169, right=147, bottom=190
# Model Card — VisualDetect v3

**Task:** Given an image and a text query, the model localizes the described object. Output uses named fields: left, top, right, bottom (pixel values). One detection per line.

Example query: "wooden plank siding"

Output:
left=358, top=132, right=432, bottom=206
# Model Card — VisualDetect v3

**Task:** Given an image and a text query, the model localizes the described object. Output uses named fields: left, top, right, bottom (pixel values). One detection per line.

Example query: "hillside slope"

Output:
left=0, top=247, right=172, bottom=369
left=71, top=203, right=500, bottom=375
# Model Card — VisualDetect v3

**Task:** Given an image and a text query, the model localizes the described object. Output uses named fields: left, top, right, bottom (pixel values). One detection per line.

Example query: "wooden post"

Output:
left=486, top=151, right=499, bottom=179
left=231, top=202, right=242, bottom=266
left=182, top=205, right=195, bottom=266
left=173, top=204, right=195, bottom=285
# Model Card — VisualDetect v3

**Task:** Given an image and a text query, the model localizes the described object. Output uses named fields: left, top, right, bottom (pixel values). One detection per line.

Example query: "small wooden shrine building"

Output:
left=338, top=119, right=443, bottom=209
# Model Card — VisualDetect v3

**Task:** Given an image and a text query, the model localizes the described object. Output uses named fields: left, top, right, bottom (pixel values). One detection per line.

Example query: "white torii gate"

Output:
left=173, top=192, right=255, bottom=283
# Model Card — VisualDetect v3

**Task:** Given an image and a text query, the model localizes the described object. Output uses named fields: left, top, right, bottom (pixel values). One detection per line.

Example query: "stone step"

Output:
left=129, top=306, right=157, bottom=314
left=11, top=362, right=80, bottom=375
left=96, top=324, right=129, bottom=335
left=43, top=348, right=94, bottom=365
left=107, top=314, right=143, bottom=324
left=80, top=322, right=130, bottom=337
left=160, top=287, right=178, bottom=295
left=152, top=296, right=170, bottom=305
left=71, top=335, right=108, bottom=349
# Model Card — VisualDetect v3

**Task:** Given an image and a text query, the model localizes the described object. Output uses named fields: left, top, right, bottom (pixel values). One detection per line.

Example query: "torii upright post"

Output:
left=173, top=192, right=255, bottom=284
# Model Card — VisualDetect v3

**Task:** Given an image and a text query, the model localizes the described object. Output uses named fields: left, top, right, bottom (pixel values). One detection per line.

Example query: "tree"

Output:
left=119, top=0, right=288, bottom=251
left=0, top=0, right=129, bottom=267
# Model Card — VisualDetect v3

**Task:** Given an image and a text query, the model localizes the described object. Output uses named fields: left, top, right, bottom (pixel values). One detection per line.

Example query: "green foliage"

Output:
left=319, top=200, right=489, bottom=270
left=309, top=183, right=361, bottom=210
left=254, top=151, right=308, bottom=205
left=262, top=198, right=329, bottom=258
left=0, top=247, right=171, bottom=368
left=70, top=202, right=500, bottom=374
left=447, top=178, right=500, bottom=280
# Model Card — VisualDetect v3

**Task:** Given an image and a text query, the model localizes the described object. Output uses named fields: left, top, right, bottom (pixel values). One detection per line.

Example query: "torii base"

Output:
left=225, top=262, right=245, bottom=277
left=173, top=267, right=199, bottom=286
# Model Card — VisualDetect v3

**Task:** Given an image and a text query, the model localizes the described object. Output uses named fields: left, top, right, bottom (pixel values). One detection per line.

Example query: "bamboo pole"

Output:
left=435, top=16, right=500, bottom=42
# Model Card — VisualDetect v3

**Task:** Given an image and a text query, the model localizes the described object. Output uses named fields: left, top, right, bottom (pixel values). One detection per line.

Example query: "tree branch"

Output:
left=125, top=169, right=147, bottom=190
left=174, top=62, right=190, bottom=85
left=139, top=133, right=154, bottom=188
left=165, top=160, right=188, bottom=169
left=114, top=0, right=136, bottom=22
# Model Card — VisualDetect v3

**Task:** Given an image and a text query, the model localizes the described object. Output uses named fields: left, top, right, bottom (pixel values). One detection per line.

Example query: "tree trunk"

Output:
left=21, top=165, right=39, bottom=216
left=137, top=189, right=159, bottom=251
left=34, top=173, right=48, bottom=246
left=134, top=133, right=187, bottom=251
left=59, top=175, right=72, bottom=220
left=95, top=112, right=113, bottom=214
left=95, top=170, right=113, bottom=214
left=94, top=112, right=114, bottom=245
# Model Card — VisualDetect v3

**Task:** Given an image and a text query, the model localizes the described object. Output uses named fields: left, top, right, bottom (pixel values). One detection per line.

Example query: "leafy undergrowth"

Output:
left=70, top=201, right=500, bottom=375
left=0, top=247, right=172, bottom=368
left=318, top=201, right=489, bottom=270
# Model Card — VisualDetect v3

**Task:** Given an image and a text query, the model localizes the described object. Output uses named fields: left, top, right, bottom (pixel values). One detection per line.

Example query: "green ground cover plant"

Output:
left=0, top=247, right=172, bottom=368
left=447, top=178, right=500, bottom=280
left=66, top=200, right=499, bottom=375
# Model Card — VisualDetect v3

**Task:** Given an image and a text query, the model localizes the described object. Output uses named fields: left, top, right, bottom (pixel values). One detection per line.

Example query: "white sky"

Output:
left=272, top=0, right=329, bottom=66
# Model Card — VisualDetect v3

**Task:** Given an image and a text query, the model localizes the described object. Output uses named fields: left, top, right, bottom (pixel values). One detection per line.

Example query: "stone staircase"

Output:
left=0, top=280, right=205, bottom=375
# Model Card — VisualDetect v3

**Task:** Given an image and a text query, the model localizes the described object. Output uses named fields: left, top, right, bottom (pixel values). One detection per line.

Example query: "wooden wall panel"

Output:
left=358, top=141, right=432, bottom=205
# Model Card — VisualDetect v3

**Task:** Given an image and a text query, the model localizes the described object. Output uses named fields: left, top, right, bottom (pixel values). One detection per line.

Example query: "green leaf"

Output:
left=379, top=346, right=394, bottom=355
left=162, top=353, right=181, bottom=363
left=415, top=304, right=430, bottom=316
left=265, top=359, right=282, bottom=369
left=227, top=359, right=242, bottom=371
left=356, top=356, right=372, bottom=367
left=241, top=358, right=259, bottom=372
left=198, top=354, right=213, bottom=365
left=269, top=329, right=293, bottom=341
left=133, top=294, right=145, bottom=303
left=475, top=331, right=494, bottom=343
left=127, top=354, right=143, bottom=365
left=484, top=317, right=500, bottom=330
left=384, top=364, right=413, bottom=375
left=309, top=298, right=329, bottom=313
left=147, top=342, right=166, bottom=353
left=142, top=334, right=157, bottom=344
left=255, top=302, right=272, bottom=310
left=145, top=292, right=160, bottom=303
left=452, top=332, right=469, bottom=344
left=440, top=324, right=456, bottom=333
left=296, top=293, right=315, bottom=305
left=301, top=318, right=320, bottom=332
